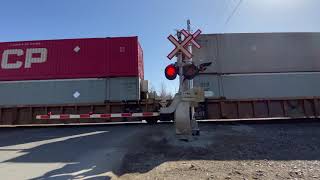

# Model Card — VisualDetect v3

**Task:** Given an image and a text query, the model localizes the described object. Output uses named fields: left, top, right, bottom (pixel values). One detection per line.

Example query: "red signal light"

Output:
left=165, top=64, right=178, bottom=80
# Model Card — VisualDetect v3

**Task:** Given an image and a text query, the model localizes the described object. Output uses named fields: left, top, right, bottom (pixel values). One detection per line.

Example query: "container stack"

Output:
left=0, top=37, right=145, bottom=106
left=192, top=32, right=320, bottom=99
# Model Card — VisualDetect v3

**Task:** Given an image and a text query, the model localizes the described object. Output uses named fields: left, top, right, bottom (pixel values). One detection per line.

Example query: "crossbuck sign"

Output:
left=167, top=29, right=202, bottom=60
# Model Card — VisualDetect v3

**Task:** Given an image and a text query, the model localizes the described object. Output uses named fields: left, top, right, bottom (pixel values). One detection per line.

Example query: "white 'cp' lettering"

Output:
left=1, top=48, right=47, bottom=69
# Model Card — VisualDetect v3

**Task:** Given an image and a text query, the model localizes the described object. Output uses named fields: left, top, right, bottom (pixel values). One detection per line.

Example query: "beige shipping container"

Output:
left=193, top=72, right=320, bottom=100
left=193, top=32, right=320, bottom=74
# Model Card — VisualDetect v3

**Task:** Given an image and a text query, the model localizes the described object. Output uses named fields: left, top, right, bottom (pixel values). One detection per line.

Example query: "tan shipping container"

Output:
left=193, top=32, right=320, bottom=74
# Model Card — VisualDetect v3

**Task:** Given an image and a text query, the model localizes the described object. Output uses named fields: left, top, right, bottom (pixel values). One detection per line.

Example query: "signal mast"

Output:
left=162, top=20, right=211, bottom=139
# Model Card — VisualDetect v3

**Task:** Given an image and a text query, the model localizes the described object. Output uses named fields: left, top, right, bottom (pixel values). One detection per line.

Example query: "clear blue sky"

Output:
left=0, top=0, right=319, bottom=93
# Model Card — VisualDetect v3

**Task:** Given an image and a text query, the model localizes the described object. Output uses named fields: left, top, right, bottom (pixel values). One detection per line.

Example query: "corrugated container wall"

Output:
left=0, top=77, right=140, bottom=106
left=193, top=32, right=320, bottom=74
left=194, top=73, right=320, bottom=99
left=0, top=37, right=143, bottom=81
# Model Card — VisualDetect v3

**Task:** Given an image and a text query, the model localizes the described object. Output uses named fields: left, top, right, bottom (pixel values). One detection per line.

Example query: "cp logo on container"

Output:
left=1, top=48, right=48, bottom=69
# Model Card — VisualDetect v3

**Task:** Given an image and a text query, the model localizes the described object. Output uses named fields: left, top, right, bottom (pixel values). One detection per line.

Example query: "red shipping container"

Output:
left=0, top=36, right=144, bottom=81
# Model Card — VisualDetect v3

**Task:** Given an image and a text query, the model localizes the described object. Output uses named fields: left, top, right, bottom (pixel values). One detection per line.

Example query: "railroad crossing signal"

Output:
left=162, top=21, right=205, bottom=139
left=167, top=33, right=193, bottom=60
left=166, top=28, right=203, bottom=81
left=181, top=29, right=202, bottom=49
left=165, top=62, right=212, bottom=81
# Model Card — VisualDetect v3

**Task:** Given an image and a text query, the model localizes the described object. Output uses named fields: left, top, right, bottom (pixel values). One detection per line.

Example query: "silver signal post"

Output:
left=162, top=21, right=204, bottom=140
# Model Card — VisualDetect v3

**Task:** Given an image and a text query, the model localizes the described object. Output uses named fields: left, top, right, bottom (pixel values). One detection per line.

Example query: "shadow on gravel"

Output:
left=119, top=121, right=320, bottom=175
left=1, top=121, right=320, bottom=178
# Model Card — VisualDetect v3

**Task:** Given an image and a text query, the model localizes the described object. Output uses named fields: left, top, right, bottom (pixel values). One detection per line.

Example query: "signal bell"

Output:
left=165, top=64, right=178, bottom=80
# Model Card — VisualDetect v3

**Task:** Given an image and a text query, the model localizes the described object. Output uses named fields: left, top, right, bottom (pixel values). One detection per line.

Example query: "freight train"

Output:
left=0, top=37, right=160, bottom=125
left=0, top=33, right=320, bottom=126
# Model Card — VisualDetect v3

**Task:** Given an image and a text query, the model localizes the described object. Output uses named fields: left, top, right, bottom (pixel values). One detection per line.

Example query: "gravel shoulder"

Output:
left=118, top=122, right=320, bottom=180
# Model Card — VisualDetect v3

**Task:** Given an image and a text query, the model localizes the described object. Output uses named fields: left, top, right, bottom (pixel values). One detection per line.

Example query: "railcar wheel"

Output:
left=159, top=113, right=174, bottom=122
left=146, top=118, right=158, bottom=124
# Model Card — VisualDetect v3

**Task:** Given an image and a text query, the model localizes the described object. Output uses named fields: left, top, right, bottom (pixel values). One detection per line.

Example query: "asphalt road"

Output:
left=0, top=123, right=155, bottom=180
left=0, top=121, right=320, bottom=180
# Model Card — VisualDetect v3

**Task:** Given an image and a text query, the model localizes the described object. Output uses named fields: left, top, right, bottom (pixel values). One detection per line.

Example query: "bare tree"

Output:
left=148, top=83, right=158, bottom=99
left=159, top=82, right=173, bottom=100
